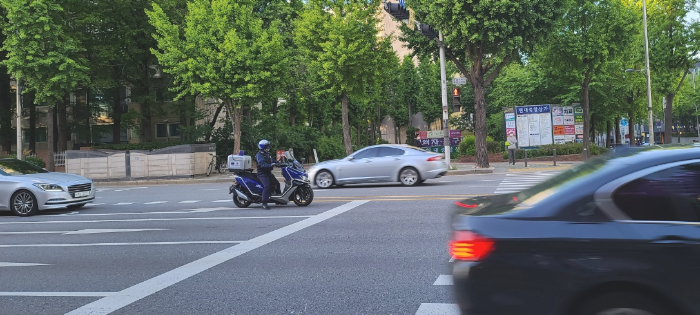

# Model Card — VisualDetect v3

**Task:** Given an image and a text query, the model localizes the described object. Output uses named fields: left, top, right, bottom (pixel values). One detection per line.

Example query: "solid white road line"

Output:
left=415, top=303, right=460, bottom=315
left=0, top=229, right=167, bottom=235
left=0, top=215, right=311, bottom=225
left=144, top=201, right=168, bottom=205
left=0, top=292, right=115, bottom=297
left=65, top=200, right=369, bottom=315
left=0, top=262, right=49, bottom=267
left=0, top=241, right=243, bottom=248
left=433, top=275, right=454, bottom=286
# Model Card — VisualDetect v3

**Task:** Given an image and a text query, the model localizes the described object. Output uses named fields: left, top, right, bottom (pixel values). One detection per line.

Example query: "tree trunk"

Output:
left=85, top=89, right=91, bottom=146
left=341, top=91, right=352, bottom=155
left=27, top=92, right=36, bottom=153
left=47, top=106, right=55, bottom=171
left=629, top=109, right=636, bottom=146
left=606, top=120, right=611, bottom=148
left=289, top=97, right=296, bottom=126
left=58, top=96, right=68, bottom=151
left=112, top=87, right=122, bottom=144
left=204, top=102, right=225, bottom=142
left=472, top=80, right=489, bottom=168
left=664, top=92, right=675, bottom=144
left=614, top=117, right=621, bottom=145
left=582, top=77, right=591, bottom=160
left=0, top=71, right=11, bottom=154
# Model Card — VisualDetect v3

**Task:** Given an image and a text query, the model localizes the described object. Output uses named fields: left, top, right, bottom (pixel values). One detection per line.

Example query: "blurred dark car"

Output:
left=450, top=144, right=700, bottom=315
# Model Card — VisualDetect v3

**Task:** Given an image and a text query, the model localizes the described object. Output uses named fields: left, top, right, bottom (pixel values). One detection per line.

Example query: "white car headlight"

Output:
left=33, top=183, right=64, bottom=192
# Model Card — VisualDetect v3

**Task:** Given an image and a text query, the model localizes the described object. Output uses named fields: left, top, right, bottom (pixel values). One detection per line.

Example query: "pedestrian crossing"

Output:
left=493, top=171, right=560, bottom=194
left=415, top=257, right=460, bottom=315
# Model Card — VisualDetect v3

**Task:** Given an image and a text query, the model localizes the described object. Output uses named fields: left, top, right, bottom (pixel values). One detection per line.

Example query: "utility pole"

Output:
left=15, top=78, right=22, bottom=160
left=642, top=0, right=654, bottom=146
left=438, top=31, right=450, bottom=168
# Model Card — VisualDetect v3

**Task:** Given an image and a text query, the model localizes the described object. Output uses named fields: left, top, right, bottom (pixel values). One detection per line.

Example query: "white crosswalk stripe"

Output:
left=494, top=171, right=560, bottom=194
left=414, top=259, right=459, bottom=315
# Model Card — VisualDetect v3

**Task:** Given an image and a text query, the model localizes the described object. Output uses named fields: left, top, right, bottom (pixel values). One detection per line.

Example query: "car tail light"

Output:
left=427, top=156, right=442, bottom=161
left=450, top=231, right=495, bottom=261
left=455, top=201, right=478, bottom=208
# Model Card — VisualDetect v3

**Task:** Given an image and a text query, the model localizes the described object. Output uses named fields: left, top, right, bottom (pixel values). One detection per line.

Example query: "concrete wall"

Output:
left=65, top=144, right=215, bottom=180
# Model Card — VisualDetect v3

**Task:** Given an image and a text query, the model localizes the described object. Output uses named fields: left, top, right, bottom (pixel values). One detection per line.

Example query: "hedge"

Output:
left=501, top=143, right=608, bottom=159
left=0, top=154, right=47, bottom=169
left=458, top=135, right=503, bottom=156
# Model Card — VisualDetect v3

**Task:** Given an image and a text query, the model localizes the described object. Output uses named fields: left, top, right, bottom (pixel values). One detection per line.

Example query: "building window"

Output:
left=23, top=128, right=47, bottom=143
left=156, top=123, right=180, bottom=138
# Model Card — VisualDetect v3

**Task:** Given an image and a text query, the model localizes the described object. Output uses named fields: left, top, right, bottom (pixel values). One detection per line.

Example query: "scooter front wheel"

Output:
left=293, top=186, right=314, bottom=206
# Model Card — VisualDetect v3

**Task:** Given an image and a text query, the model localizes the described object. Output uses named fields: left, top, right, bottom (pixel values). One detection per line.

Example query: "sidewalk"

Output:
left=93, top=161, right=580, bottom=187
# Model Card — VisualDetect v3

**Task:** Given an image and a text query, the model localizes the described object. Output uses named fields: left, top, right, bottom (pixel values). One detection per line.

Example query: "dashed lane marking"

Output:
left=0, top=241, right=243, bottom=248
left=433, top=275, right=454, bottom=286
left=178, top=200, right=200, bottom=204
left=415, top=303, right=460, bottom=315
left=0, top=215, right=312, bottom=225
left=144, top=201, right=168, bottom=205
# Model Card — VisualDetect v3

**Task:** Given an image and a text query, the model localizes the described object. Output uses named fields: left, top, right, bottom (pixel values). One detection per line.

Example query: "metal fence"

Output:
left=54, top=151, right=66, bottom=167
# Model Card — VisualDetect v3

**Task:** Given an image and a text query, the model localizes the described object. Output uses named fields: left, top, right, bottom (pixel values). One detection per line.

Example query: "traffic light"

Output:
left=383, top=2, right=409, bottom=20
left=418, top=24, right=437, bottom=40
left=452, top=87, right=461, bottom=112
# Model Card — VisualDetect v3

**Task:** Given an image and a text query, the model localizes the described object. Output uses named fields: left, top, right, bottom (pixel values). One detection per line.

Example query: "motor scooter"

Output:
left=229, top=151, right=313, bottom=208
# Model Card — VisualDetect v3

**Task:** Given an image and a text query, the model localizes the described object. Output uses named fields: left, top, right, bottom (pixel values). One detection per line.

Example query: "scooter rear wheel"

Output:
left=232, top=187, right=252, bottom=208
left=293, top=186, right=314, bottom=206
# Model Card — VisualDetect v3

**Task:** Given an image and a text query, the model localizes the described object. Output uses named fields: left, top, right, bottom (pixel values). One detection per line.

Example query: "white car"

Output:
left=308, top=144, right=448, bottom=188
left=0, top=159, right=95, bottom=216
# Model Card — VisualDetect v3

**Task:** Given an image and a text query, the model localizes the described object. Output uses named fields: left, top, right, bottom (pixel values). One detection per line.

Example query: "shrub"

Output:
left=500, top=143, right=609, bottom=159
left=458, top=135, right=476, bottom=156
left=459, top=135, right=502, bottom=156
left=317, top=135, right=346, bottom=161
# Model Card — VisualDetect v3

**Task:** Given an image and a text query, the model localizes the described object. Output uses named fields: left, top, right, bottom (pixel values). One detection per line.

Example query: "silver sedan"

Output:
left=308, top=144, right=448, bottom=188
left=0, top=159, right=95, bottom=216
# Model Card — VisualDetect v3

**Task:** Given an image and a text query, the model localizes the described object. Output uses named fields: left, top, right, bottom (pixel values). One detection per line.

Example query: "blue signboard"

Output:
left=515, top=105, right=551, bottom=115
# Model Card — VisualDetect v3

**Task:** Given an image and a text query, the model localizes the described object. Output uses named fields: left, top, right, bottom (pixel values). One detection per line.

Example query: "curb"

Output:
left=447, top=168, right=494, bottom=175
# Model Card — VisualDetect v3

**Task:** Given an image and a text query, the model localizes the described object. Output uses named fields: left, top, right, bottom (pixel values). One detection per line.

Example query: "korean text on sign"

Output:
left=516, top=105, right=551, bottom=115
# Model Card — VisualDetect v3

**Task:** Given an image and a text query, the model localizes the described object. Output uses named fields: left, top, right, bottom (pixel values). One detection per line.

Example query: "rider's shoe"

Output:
left=262, top=203, right=270, bottom=210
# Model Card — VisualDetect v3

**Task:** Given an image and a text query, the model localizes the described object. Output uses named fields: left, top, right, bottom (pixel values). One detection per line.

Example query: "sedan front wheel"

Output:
left=11, top=190, right=38, bottom=217
left=315, top=170, right=334, bottom=188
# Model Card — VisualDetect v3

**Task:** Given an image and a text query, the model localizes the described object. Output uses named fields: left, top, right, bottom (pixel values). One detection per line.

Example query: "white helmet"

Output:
left=258, top=139, right=271, bottom=152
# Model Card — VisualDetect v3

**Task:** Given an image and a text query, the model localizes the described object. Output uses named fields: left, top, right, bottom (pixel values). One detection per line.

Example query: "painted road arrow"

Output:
left=0, top=229, right=168, bottom=235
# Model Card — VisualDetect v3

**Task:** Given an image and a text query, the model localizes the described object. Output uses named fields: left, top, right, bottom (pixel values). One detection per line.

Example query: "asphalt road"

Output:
left=0, top=171, right=558, bottom=315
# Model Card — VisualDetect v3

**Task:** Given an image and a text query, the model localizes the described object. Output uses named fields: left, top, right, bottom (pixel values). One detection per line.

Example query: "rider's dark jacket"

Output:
left=255, top=150, right=274, bottom=175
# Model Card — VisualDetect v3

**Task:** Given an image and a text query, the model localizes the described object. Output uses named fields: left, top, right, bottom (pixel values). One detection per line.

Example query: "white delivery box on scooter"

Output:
left=228, top=155, right=252, bottom=171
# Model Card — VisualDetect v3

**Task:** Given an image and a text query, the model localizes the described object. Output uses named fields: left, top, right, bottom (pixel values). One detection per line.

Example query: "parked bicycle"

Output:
left=206, top=153, right=228, bottom=176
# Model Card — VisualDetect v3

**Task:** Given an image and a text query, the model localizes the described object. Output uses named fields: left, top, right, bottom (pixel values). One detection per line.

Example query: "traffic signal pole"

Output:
left=438, top=31, right=450, bottom=168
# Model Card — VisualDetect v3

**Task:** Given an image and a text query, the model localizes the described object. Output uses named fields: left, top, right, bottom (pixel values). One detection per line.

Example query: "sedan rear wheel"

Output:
left=11, top=190, right=38, bottom=217
left=315, top=170, right=334, bottom=188
left=399, top=167, right=420, bottom=186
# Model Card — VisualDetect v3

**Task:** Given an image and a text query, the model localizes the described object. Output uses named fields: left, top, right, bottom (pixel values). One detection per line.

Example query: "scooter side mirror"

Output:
left=300, top=157, right=306, bottom=164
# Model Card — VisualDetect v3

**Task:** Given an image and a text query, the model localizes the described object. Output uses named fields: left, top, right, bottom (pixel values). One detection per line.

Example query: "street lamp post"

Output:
left=642, top=0, right=654, bottom=146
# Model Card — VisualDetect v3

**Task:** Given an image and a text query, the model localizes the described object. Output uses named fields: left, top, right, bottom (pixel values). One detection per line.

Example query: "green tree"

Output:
left=536, top=0, right=636, bottom=158
left=416, top=58, right=442, bottom=130
left=1, top=0, right=89, bottom=170
left=147, top=0, right=287, bottom=154
left=402, top=0, right=568, bottom=167
left=295, top=0, right=394, bottom=155
left=644, top=0, right=700, bottom=143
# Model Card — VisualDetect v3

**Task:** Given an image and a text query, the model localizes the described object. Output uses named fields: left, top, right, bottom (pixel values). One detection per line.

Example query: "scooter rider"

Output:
left=256, top=140, right=280, bottom=210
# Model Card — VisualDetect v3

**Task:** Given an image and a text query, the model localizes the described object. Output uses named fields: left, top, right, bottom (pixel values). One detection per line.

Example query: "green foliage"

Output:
left=458, top=135, right=476, bottom=157
left=501, top=143, right=609, bottom=159
left=1, top=0, right=89, bottom=106
left=92, top=141, right=195, bottom=151
left=0, top=154, right=47, bottom=169
left=487, top=113, right=505, bottom=142
left=316, top=135, right=346, bottom=161
left=459, top=135, right=502, bottom=156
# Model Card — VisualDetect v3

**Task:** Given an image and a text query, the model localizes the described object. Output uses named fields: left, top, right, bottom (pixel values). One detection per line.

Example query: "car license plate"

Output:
left=74, top=191, right=90, bottom=198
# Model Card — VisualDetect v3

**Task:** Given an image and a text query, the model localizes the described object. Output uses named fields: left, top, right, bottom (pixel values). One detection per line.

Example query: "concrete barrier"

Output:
left=65, top=144, right=216, bottom=180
